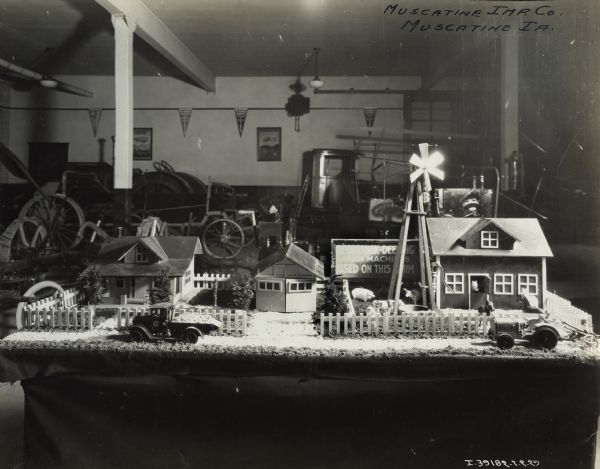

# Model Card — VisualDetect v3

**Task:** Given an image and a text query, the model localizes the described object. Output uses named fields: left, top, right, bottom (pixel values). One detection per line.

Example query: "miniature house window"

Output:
left=258, top=281, right=282, bottom=291
left=480, top=231, right=499, bottom=248
left=494, top=274, right=514, bottom=295
left=115, top=277, right=125, bottom=288
left=518, top=274, right=538, bottom=295
left=288, top=281, right=312, bottom=292
left=444, top=273, right=464, bottom=294
left=135, top=245, right=148, bottom=263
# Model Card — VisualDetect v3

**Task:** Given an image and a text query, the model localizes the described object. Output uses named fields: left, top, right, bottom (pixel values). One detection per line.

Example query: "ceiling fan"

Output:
left=0, top=57, right=93, bottom=97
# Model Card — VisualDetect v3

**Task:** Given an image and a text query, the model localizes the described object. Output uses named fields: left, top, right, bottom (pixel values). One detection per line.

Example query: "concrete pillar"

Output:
left=111, top=14, right=136, bottom=189
left=500, top=32, right=519, bottom=191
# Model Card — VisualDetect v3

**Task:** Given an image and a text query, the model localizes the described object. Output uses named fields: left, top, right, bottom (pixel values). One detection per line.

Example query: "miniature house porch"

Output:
left=256, top=243, right=325, bottom=313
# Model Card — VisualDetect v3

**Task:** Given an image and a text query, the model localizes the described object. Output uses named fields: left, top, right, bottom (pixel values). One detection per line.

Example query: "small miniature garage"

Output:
left=427, top=218, right=553, bottom=311
left=256, top=244, right=325, bottom=313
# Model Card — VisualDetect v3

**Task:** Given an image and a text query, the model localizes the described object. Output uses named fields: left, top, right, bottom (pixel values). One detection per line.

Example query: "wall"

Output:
left=6, top=75, right=423, bottom=186
left=439, top=256, right=543, bottom=310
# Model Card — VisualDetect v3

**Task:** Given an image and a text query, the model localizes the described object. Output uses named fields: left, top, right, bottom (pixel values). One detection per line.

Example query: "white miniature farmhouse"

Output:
left=96, top=236, right=202, bottom=303
left=256, top=243, right=325, bottom=312
left=426, top=218, right=553, bottom=310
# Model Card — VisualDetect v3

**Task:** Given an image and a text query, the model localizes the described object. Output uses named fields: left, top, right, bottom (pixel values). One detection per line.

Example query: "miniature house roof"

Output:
left=457, top=218, right=520, bottom=244
left=426, top=218, right=553, bottom=257
left=258, top=243, right=325, bottom=279
left=96, top=236, right=202, bottom=277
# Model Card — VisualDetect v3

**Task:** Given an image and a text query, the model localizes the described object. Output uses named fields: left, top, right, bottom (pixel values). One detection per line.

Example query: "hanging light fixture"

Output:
left=40, top=76, right=59, bottom=88
left=285, top=47, right=324, bottom=132
left=309, top=48, right=324, bottom=89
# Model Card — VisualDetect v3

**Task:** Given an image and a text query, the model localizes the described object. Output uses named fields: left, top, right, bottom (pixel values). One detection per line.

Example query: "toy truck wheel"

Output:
left=184, top=329, right=202, bottom=344
left=130, top=329, right=145, bottom=342
left=496, top=334, right=515, bottom=350
left=533, top=329, right=558, bottom=350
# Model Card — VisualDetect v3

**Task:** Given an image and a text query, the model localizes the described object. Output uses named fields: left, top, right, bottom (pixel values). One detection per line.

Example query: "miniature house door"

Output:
left=468, top=273, right=490, bottom=310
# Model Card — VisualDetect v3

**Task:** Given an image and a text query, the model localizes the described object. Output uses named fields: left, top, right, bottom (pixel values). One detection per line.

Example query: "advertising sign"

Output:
left=331, top=239, right=420, bottom=281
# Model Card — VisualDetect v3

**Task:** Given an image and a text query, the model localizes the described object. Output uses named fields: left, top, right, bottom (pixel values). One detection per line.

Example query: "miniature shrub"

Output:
left=77, top=264, right=106, bottom=305
left=312, top=275, right=349, bottom=326
left=147, top=267, right=172, bottom=304
left=231, top=274, right=255, bottom=310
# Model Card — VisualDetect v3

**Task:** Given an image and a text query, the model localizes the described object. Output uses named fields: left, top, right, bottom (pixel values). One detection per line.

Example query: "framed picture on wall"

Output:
left=133, top=128, right=153, bottom=160
left=257, top=127, right=281, bottom=161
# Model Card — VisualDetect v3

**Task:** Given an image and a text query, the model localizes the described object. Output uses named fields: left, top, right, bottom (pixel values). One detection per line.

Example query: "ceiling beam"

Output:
left=95, top=0, right=215, bottom=91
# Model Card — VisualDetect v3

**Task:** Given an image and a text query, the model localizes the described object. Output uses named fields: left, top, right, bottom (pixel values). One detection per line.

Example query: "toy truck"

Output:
left=129, top=303, right=222, bottom=344
left=488, top=313, right=568, bottom=350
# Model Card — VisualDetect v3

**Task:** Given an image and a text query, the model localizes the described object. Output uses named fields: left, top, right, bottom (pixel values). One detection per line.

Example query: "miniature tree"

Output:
left=231, top=274, right=255, bottom=310
left=148, top=267, right=172, bottom=304
left=77, top=264, right=106, bottom=305
left=313, top=275, right=349, bottom=326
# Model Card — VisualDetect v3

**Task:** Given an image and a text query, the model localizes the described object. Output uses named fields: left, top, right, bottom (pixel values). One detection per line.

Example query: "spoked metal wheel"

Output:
left=201, top=218, right=245, bottom=259
left=18, top=193, right=85, bottom=256
left=224, top=209, right=258, bottom=247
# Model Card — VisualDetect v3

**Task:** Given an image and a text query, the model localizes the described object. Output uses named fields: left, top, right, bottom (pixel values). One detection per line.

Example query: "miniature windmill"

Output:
left=388, top=143, right=445, bottom=312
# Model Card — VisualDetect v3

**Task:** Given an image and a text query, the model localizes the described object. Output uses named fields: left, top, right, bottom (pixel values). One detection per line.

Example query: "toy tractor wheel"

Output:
left=533, top=329, right=558, bottom=350
left=184, top=329, right=202, bottom=344
left=130, top=329, right=145, bottom=342
left=496, top=334, right=515, bottom=350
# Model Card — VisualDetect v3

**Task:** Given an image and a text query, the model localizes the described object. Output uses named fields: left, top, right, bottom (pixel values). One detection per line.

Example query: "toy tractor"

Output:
left=129, top=303, right=222, bottom=344
left=488, top=313, right=568, bottom=350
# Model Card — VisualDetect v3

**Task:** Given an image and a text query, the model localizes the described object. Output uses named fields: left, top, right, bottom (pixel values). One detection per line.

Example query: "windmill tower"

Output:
left=388, top=143, right=444, bottom=313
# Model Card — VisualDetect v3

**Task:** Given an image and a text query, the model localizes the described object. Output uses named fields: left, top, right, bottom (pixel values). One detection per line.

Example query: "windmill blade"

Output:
left=422, top=172, right=432, bottom=192
left=410, top=168, right=424, bottom=183
left=418, top=143, right=429, bottom=160
left=428, top=151, right=444, bottom=167
left=409, top=153, right=422, bottom=166
left=429, top=167, right=445, bottom=181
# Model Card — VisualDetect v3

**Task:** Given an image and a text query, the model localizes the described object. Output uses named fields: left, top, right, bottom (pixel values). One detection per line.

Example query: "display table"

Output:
left=0, top=344, right=598, bottom=469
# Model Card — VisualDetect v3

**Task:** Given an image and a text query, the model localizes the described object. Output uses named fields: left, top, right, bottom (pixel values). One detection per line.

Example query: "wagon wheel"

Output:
left=18, top=193, right=85, bottom=255
left=224, top=209, right=258, bottom=247
left=201, top=218, right=245, bottom=259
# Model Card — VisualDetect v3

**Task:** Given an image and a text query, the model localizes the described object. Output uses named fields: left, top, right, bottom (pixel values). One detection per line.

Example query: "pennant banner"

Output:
left=88, top=108, right=102, bottom=137
left=178, top=108, right=192, bottom=137
left=363, top=107, right=377, bottom=128
left=234, top=108, right=248, bottom=137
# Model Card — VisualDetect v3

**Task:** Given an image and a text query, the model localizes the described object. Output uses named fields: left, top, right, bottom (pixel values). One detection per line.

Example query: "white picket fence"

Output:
left=320, top=311, right=491, bottom=337
left=193, top=273, right=231, bottom=289
left=26, top=287, right=81, bottom=311
left=544, top=291, right=594, bottom=332
left=114, top=306, right=247, bottom=335
left=24, top=307, right=95, bottom=331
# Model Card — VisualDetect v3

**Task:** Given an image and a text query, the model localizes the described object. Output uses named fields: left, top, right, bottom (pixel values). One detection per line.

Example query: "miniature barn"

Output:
left=96, top=236, right=202, bottom=303
left=256, top=243, right=325, bottom=313
left=427, top=218, right=553, bottom=310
